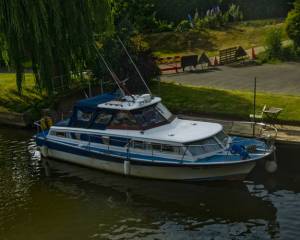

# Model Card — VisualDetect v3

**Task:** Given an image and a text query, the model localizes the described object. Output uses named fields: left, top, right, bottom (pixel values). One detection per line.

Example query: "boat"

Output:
left=35, top=39, right=276, bottom=181
left=35, top=90, right=276, bottom=181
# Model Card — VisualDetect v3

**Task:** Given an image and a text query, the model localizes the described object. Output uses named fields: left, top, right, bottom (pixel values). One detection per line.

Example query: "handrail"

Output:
left=45, top=128, right=274, bottom=163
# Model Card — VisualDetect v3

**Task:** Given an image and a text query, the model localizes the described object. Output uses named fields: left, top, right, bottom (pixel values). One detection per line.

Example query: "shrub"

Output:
left=264, top=28, right=283, bottom=59
left=286, top=0, right=300, bottom=48
left=175, top=20, right=192, bottom=32
left=227, top=4, right=243, bottom=22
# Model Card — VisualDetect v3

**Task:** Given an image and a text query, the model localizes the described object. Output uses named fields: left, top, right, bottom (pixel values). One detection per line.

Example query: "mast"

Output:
left=94, top=45, right=132, bottom=97
left=117, top=36, right=152, bottom=95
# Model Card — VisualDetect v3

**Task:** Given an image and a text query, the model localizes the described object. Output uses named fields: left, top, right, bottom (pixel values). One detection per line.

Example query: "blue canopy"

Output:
left=75, top=93, right=118, bottom=110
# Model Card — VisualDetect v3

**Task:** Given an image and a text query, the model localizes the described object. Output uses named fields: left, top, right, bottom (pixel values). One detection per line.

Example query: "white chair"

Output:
left=249, top=105, right=267, bottom=121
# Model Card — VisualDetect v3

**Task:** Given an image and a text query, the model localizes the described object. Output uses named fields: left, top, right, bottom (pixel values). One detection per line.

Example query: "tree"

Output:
left=265, top=28, right=283, bottom=59
left=0, top=0, right=112, bottom=94
left=286, top=0, right=300, bottom=48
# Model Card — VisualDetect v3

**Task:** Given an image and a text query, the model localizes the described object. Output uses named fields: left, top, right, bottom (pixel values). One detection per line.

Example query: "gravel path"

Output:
left=161, top=62, right=300, bottom=95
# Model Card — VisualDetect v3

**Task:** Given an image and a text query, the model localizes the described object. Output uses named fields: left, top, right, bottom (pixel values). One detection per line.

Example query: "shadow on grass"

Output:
left=0, top=87, right=45, bottom=113
left=153, top=82, right=253, bottom=120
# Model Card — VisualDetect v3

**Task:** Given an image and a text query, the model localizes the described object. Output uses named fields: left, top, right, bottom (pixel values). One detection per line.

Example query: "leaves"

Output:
left=0, top=0, right=112, bottom=94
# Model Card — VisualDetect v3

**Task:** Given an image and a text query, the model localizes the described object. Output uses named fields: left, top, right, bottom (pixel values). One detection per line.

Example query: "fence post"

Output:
left=253, top=77, right=257, bottom=137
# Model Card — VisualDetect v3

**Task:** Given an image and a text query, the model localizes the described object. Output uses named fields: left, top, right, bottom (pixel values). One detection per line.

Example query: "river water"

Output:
left=0, top=126, right=300, bottom=240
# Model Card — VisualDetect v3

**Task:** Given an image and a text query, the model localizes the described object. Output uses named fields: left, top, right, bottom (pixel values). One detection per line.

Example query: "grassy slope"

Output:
left=1, top=73, right=300, bottom=124
left=0, top=73, right=44, bottom=113
left=153, top=82, right=300, bottom=123
left=145, top=19, right=287, bottom=57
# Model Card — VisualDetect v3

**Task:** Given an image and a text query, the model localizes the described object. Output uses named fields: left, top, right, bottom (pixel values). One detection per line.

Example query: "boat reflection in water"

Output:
left=41, top=156, right=279, bottom=238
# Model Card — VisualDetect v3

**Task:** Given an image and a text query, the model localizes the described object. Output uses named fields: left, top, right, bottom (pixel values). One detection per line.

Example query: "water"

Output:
left=0, top=127, right=300, bottom=240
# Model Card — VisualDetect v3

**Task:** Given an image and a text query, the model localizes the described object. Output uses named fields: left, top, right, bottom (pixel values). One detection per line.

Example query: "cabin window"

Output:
left=80, top=134, right=89, bottom=141
left=151, top=143, right=162, bottom=152
left=94, top=112, right=113, bottom=125
left=109, top=111, right=138, bottom=129
left=102, top=136, right=110, bottom=145
left=51, top=131, right=66, bottom=138
left=187, top=138, right=221, bottom=156
left=70, top=132, right=81, bottom=140
left=133, top=106, right=166, bottom=129
left=89, top=135, right=102, bottom=143
left=161, top=145, right=183, bottom=155
left=155, top=103, right=173, bottom=120
left=132, top=141, right=145, bottom=150
left=77, top=110, right=92, bottom=122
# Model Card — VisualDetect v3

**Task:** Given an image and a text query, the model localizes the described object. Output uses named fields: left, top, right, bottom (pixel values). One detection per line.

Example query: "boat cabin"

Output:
left=48, top=93, right=228, bottom=162
left=65, top=93, right=175, bottom=131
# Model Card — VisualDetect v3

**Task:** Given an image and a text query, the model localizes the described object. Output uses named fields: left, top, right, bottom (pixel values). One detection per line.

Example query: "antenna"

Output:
left=94, top=45, right=132, bottom=97
left=117, top=36, right=152, bottom=95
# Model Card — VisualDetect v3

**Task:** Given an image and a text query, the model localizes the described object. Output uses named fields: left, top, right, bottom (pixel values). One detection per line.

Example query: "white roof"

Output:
left=105, top=118, right=223, bottom=143
left=54, top=118, right=223, bottom=144
left=98, top=94, right=161, bottom=111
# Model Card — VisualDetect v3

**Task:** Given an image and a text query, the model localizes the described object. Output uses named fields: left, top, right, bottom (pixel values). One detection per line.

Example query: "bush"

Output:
left=227, top=4, right=243, bottom=22
left=175, top=20, right=191, bottom=32
left=264, top=28, right=283, bottom=59
left=286, top=0, right=300, bottom=48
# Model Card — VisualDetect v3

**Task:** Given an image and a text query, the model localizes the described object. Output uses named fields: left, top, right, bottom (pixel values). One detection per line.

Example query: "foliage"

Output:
left=226, top=4, right=243, bottom=22
left=176, top=20, right=192, bottom=32
left=175, top=4, right=243, bottom=32
left=113, top=0, right=168, bottom=33
left=264, top=28, right=283, bottom=59
left=92, top=33, right=160, bottom=94
left=286, top=0, right=300, bottom=48
left=0, top=0, right=112, bottom=94
left=145, top=21, right=286, bottom=57
left=154, top=0, right=293, bottom=23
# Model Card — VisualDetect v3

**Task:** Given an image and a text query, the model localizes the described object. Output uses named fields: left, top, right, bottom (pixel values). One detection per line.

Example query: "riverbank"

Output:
left=1, top=74, right=300, bottom=126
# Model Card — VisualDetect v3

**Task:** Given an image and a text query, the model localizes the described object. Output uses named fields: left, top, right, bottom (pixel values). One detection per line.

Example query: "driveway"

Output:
left=161, top=62, right=300, bottom=95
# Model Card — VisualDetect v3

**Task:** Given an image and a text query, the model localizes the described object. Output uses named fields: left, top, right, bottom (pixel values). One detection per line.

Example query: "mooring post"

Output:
left=253, top=77, right=257, bottom=137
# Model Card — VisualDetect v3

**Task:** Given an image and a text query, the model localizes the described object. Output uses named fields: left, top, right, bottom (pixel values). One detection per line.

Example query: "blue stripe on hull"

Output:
left=39, top=137, right=261, bottom=168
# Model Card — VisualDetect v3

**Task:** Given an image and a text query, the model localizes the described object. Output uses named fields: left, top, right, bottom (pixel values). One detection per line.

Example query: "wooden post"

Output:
left=100, top=78, right=103, bottom=94
left=253, top=77, right=257, bottom=137
left=88, top=79, right=92, bottom=98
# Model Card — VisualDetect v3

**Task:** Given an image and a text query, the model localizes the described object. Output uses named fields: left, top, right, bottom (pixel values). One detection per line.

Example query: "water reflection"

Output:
left=39, top=157, right=279, bottom=239
left=1, top=127, right=300, bottom=240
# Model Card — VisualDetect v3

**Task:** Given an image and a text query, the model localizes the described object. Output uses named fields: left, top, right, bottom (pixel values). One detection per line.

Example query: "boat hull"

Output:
left=44, top=148, right=257, bottom=181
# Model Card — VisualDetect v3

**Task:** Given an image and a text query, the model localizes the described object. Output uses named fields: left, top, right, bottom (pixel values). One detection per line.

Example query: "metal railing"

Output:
left=55, top=132, right=274, bottom=163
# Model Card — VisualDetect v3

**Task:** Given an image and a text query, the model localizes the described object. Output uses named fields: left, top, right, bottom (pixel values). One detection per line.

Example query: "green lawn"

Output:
left=153, top=82, right=300, bottom=123
left=0, top=73, right=44, bottom=113
left=145, top=19, right=287, bottom=57
left=1, top=73, right=300, bottom=124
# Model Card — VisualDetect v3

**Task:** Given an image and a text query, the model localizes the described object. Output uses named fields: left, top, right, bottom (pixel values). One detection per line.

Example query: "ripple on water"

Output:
left=1, top=128, right=300, bottom=240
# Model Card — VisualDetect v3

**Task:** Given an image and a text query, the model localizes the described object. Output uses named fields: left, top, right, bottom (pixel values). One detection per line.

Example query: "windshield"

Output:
left=216, top=131, right=229, bottom=146
left=133, top=104, right=168, bottom=129
left=187, top=138, right=221, bottom=156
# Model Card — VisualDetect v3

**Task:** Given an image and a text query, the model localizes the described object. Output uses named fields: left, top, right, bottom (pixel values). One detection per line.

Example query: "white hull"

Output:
left=46, top=149, right=257, bottom=181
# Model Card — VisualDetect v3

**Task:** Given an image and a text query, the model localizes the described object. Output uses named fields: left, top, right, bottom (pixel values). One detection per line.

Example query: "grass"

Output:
left=0, top=73, right=45, bottom=113
left=144, top=19, right=287, bottom=57
left=1, top=72, right=300, bottom=125
left=153, top=82, right=300, bottom=123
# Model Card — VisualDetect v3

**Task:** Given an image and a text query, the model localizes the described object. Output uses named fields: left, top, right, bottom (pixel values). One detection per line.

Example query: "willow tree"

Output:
left=0, top=0, right=112, bottom=94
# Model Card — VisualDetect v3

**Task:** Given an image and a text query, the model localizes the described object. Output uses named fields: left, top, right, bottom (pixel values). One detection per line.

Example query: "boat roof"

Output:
left=98, top=94, right=161, bottom=111
left=105, top=118, right=223, bottom=143
left=53, top=118, right=223, bottom=144
left=75, top=93, right=160, bottom=111
left=75, top=93, right=118, bottom=109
